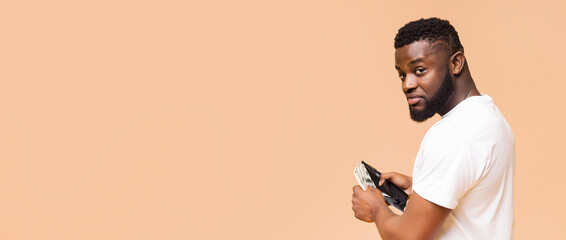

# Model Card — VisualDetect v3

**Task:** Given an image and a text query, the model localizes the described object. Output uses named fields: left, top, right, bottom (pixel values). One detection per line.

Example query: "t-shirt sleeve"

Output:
left=412, top=123, right=489, bottom=209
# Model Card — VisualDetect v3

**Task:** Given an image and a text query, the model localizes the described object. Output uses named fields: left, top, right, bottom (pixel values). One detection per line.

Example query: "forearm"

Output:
left=353, top=176, right=448, bottom=239
left=371, top=192, right=449, bottom=240
left=372, top=204, right=404, bottom=240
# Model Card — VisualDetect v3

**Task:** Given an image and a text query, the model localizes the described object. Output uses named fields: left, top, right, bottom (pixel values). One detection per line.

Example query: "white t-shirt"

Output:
left=412, top=95, right=515, bottom=240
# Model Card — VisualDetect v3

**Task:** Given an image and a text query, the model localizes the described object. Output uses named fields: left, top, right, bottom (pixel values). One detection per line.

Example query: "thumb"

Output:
left=379, top=176, right=388, bottom=186
left=378, top=172, right=393, bottom=186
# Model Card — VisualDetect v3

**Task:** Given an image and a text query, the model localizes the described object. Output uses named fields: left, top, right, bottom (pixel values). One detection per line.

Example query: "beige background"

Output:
left=1, top=0, right=564, bottom=239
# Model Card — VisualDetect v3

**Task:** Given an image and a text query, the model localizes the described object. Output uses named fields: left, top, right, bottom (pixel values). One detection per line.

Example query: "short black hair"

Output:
left=394, top=17, right=464, bottom=53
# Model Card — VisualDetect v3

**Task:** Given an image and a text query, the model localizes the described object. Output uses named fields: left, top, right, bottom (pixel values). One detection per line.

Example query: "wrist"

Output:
left=372, top=202, right=395, bottom=224
left=371, top=199, right=393, bottom=222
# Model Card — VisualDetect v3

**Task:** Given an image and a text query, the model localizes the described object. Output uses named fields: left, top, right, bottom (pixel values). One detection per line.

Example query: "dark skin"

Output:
left=351, top=40, right=480, bottom=239
left=398, top=40, right=480, bottom=116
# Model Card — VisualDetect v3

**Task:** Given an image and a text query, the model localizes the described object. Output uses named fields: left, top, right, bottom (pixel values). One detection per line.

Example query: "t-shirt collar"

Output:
left=441, top=94, right=490, bottom=119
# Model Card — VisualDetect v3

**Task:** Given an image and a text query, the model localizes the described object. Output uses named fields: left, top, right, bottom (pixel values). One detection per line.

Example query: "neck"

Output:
left=437, top=70, right=479, bottom=116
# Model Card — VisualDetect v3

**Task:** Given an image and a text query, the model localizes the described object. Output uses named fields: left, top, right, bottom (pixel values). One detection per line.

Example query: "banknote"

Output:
left=354, top=163, right=376, bottom=190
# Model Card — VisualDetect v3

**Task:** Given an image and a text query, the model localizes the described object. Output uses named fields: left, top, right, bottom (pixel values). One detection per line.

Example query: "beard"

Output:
left=409, top=69, right=454, bottom=122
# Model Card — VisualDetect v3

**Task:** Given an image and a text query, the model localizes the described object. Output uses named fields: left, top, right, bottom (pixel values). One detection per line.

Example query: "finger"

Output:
left=379, top=172, right=393, bottom=186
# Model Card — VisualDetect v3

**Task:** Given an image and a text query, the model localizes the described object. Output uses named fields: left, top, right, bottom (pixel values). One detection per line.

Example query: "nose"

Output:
left=402, top=75, right=418, bottom=93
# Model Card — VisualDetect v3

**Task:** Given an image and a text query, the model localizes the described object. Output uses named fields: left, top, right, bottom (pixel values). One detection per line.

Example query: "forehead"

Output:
left=395, top=40, right=450, bottom=67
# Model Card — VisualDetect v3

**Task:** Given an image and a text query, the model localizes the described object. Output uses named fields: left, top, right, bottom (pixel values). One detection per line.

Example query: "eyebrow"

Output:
left=408, top=58, right=424, bottom=66
left=395, top=58, right=425, bottom=70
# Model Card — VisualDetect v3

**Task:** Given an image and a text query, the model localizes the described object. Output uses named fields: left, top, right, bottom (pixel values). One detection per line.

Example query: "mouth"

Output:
left=407, top=97, right=423, bottom=105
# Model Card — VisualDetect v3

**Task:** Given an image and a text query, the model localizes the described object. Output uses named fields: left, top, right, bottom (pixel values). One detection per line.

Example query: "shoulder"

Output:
left=420, top=104, right=494, bottom=161
left=422, top=120, right=479, bottom=151
left=425, top=95, right=508, bottom=147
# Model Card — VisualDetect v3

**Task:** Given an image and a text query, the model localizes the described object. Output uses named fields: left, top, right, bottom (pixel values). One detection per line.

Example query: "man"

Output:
left=351, top=18, right=515, bottom=239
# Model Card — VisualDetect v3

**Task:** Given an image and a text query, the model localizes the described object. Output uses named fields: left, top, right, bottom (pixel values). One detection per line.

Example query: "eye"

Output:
left=398, top=73, right=406, bottom=81
left=415, top=68, right=426, bottom=75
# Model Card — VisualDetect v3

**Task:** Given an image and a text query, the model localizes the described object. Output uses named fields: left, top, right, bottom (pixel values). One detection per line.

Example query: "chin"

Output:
left=409, top=108, right=436, bottom=122
left=409, top=105, right=424, bottom=112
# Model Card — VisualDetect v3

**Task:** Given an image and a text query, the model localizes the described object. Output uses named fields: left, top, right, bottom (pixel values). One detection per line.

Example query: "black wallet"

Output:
left=360, top=161, right=409, bottom=211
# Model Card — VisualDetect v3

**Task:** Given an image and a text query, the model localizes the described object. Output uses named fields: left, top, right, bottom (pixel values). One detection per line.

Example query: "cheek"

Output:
left=420, top=72, right=444, bottom=95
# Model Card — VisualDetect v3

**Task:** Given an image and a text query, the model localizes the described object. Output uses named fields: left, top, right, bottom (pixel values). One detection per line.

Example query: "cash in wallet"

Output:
left=354, top=161, right=409, bottom=211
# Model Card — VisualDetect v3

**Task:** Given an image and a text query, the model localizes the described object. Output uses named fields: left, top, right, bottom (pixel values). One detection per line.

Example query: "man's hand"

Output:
left=352, top=172, right=451, bottom=239
left=379, top=172, right=412, bottom=195
left=351, top=185, right=390, bottom=222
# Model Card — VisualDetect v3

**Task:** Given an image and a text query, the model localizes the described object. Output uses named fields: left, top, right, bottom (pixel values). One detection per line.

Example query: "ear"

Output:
left=450, top=51, right=466, bottom=76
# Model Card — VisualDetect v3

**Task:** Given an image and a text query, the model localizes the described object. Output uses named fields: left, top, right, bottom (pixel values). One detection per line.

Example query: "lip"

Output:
left=407, top=97, right=422, bottom=105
